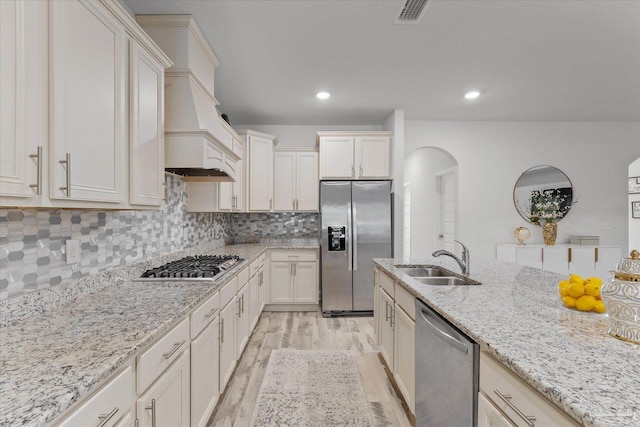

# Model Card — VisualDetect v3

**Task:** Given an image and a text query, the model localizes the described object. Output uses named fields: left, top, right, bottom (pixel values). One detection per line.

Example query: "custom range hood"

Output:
left=136, top=15, right=241, bottom=182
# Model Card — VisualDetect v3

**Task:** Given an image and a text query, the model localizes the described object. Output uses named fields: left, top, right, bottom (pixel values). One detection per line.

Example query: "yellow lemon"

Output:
left=586, top=277, right=603, bottom=286
left=558, top=280, right=571, bottom=297
left=576, top=295, right=597, bottom=312
left=585, top=282, right=601, bottom=297
left=593, top=300, right=606, bottom=313
left=569, top=274, right=585, bottom=285
left=562, top=296, right=577, bottom=308
left=567, top=283, right=585, bottom=298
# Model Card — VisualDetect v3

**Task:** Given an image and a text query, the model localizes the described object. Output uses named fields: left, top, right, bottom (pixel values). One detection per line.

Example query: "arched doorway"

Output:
left=404, top=147, right=458, bottom=258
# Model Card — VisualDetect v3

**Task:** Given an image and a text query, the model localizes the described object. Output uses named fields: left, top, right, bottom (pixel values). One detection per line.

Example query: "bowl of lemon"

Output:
left=558, top=274, right=607, bottom=314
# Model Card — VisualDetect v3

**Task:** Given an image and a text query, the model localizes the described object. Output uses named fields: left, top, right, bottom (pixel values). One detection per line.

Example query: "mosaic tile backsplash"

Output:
left=231, top=213, right=319, bottom=243
left=0, top=175, right=231, bottom=300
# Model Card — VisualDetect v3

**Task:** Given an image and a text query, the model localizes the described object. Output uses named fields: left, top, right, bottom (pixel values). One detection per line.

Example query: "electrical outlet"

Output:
left=65, top=239, right=81, bottom=264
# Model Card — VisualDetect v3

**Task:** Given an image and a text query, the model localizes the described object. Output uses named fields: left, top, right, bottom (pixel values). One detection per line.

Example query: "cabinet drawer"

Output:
left=190, top=292, right=220, bottom=339
left=219, top=276, right=238, bottom=309
left=137, top=318, right=189, bottom=394
left=270, top=250, right=317, bottom=262
left=480, top=352, right=579, bottom=427
left=60, top=367, right=133, bottom=427
left=250, top=257, right=261, bottom=277
left=379, top=270, right=395, bottom=298
left=237, top=266, right=249, bottom=286
left=394, top=283, right=415, bottom=320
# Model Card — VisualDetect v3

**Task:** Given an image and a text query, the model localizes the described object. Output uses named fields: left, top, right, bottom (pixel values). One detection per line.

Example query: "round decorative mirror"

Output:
left=513, top=165, right=573, bottom=224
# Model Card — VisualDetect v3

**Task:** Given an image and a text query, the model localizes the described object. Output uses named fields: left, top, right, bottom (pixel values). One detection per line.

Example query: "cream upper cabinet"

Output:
left=318, top=136, right=355, bottom=179
left=0, top=0, right=48, bottom=204
left=238, top=130, right=278, bottom=212
left=273, top=150, right=318, bottom=212
left=1, top=0, right=171, bottom=209
left=129, top=38, right=167, bottom=207
left=317, top=131, right=392, bottom=180
left=355, top=136, right=391, bottom=178
left=49, top=0, right=127, bottom=203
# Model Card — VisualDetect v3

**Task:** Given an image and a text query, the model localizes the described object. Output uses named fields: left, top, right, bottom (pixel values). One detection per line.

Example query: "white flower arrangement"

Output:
left=530, top=189, right=570, bottom=224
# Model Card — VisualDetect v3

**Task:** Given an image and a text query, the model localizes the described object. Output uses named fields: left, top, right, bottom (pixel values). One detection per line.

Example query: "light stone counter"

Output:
left=374, top=256, right=640, bottom=427
left=0, top=241, right=318, bottom=426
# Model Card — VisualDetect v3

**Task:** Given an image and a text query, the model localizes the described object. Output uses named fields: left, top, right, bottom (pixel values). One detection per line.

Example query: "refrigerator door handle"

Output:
left=347, top=202, right=353, bottom=271
left=352, top=202, right=358, bottom=271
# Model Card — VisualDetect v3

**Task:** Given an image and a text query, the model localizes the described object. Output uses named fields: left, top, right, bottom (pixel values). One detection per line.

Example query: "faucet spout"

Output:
left=432, top=240, right=470, bottom=275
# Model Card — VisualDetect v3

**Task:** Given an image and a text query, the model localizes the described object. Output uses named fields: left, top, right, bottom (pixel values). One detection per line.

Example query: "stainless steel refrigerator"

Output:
left=320, top=181, right=392, bottom=316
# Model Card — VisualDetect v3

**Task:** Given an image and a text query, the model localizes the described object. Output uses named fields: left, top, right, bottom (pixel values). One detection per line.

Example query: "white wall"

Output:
left=630, top=158, right=640, bottom=254
left=405, top=121, right=640, bottom=259
left=235, top=124, right=382, bottom=148
left=384, top=110, right=405, bottom=258
left=405, top=147, right=457, bottom=257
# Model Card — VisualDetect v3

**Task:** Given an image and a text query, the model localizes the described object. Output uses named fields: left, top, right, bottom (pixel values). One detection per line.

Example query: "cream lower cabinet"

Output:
left=478, top=392, right=515, bottom=427
left=374, top=267, right=415, bottom=414
left=137, top=350, right=190, bottom=427
left=235, top=282, right=250, bottom=359
left=269, top=250, right=318, bottom=304
left=479, top=352, right=579, bottom=427
left=219, top=291, right=237, bottom=391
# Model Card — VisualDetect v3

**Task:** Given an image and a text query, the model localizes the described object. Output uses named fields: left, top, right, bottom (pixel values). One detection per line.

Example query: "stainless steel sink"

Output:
left=395, top=266, right=449, bottom=277
left=414, top=276, right=480, bottom=286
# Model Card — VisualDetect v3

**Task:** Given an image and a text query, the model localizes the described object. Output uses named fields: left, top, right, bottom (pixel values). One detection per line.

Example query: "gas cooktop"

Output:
left=137, top=255, right=243, bottom=282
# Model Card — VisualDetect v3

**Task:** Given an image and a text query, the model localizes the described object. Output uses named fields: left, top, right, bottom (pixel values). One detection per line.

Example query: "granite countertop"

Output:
left=0, top=242, right=318, bottom=426
left=374, top=256, right=640, bottom=427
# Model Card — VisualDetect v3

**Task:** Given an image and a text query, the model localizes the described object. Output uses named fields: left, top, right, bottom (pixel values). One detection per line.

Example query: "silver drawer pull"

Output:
left=204, top=307, right=218, bottom=319
left=494, top=389, right=536, bottom=426
left=97, top=407, right=119, bottom=427
left=162, top=340, right=185, bottom=359
left=145, top=399, right=156, bottom=427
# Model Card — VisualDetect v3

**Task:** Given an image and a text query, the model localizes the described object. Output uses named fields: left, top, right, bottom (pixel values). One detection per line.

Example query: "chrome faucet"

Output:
left=432, top=240, right=470, bottom=275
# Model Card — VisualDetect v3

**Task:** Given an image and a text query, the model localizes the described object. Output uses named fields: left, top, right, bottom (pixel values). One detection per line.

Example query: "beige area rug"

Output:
left=251, top=349, right=374, bottom=427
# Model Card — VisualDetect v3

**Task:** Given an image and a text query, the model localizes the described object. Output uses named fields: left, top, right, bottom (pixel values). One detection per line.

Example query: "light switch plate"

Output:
left=65, top=239, right=81, bottom=264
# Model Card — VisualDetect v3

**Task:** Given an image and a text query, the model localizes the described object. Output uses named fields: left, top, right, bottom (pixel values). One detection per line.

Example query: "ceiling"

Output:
left=123, top=0, right=640, bottom=125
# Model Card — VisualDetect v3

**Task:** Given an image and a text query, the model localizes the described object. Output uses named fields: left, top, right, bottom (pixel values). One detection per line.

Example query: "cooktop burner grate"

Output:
left=140, top=255, right=242, bottom=280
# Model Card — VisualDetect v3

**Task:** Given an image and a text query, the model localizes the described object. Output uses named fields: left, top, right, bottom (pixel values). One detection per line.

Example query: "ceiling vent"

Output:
left=394, top=0, right=430, bottom=24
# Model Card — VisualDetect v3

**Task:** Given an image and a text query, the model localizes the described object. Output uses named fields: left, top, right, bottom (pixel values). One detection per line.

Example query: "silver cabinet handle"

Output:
left=269, top=198, right=272, bottom=210
left=260, top=270, right=263, bottom=286
left=204, top=307, right=218, bottom=319
left=494, top=390, right=536, bottom=426
left=241, top=294, right=245, bottom=314
left=389, top=306, right=394, bottom=328
left=145, top=399, right=156, bottom=427
left=162, top=340, right=185, bottom=359
left=59, top=153, right=71, bottom=196
left=237, top=297, right=242, bottom=318
left=29, top=146, right=43, bottom=195
left=135, top=418, right=139, bottom=427
left=385, top=301, right=390, bottom=322
left=219, top=318, right=224, bottom=343
left=351, top=165, right=355, bottom=177
left=359, top=164, right=363, bottom=177
left=293, top=198, right=295, bottom=210
left=97, top=407, right=119, bottom=427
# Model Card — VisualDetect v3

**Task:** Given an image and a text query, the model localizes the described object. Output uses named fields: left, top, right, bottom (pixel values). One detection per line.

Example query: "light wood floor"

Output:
left=206, top=311, right=413, bottom=427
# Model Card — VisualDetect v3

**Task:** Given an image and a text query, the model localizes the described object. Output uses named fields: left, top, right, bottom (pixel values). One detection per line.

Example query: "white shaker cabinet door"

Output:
left=191, top=320, right=220, bottom=427
left=0, top=0, right=48, bottom=203
left=248, top=135, right=273, bottom=211
left=129, top=39, right=165, bottom=207
left=319, top=136, right=354, bottom=179
left=270, top=261, right=293, bottom=303
left=49, top=0, right=126, bottom=203
left=219, top=300, right=236, bottom=391
left=543, top=247, right=569, bottom=276
left=378, top=288, right=395, bottom=369
left=477, top=392, right=516, bottom=427
left=293, top=261, right=318, bottom=303
left=296, top=152, right=318, bottom=211
left=273, top=152, right=296, bottom=211
left=393, top=304, right=415, bottom=413
left=355, top=136, right=391, bottom=179
left=137, top=350, right=190, bottom=427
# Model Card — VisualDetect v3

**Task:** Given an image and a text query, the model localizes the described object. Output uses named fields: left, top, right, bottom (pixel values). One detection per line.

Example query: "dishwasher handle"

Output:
left=419, top=307, right=469, bottom=354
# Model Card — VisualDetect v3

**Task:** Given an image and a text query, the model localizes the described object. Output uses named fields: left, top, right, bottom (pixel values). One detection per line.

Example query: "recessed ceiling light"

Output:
left=316, top=91, right=331, bottom=100
left=464, top=91, right=480, bottom=100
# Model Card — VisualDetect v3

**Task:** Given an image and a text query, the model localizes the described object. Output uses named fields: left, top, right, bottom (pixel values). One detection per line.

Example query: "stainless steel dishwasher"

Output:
left=415, top=299, right=479, bottom=426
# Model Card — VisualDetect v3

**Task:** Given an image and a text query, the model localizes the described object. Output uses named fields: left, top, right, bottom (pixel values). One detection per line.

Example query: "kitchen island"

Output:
left=374, top=256, right=639, bottom=427
left=0, top=241, right=317, bottom=426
